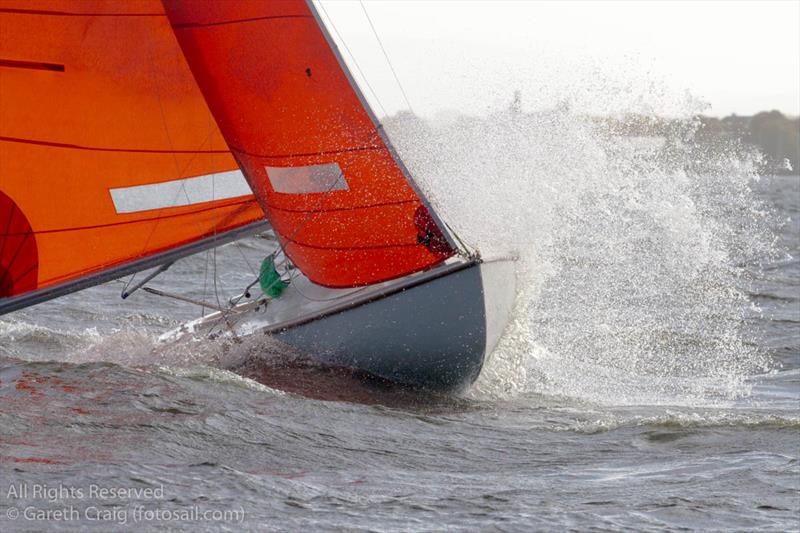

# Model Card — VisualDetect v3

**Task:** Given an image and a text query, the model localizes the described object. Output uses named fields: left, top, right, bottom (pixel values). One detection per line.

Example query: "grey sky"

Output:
left=316, top=0, right=800, bottom=118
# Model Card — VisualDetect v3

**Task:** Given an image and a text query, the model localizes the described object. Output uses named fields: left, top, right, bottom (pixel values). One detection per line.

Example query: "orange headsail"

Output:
left=163, top=0, right=456, bottom=288
left=0, top=1, right=265, bottom=314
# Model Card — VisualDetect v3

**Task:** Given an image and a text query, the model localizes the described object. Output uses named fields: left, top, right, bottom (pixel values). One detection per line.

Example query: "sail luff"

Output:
left=162, top=0, right=457, bottom=288
left=303, top=0, right=458, bottom=254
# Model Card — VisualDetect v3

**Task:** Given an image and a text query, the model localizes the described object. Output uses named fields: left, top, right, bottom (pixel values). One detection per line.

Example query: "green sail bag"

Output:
left=259, top=255, right=288, bottom=298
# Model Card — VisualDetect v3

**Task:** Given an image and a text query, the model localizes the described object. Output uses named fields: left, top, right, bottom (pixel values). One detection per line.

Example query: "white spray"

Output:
left=385, top=82, right=779, bottom=406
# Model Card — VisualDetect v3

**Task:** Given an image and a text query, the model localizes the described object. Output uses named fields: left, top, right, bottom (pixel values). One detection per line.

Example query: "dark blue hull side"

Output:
left=274, top=261, right=488, bottom=391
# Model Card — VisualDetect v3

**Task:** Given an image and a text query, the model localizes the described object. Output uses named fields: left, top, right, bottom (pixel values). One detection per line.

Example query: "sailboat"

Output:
left=0, top=0, right=516, bottom=391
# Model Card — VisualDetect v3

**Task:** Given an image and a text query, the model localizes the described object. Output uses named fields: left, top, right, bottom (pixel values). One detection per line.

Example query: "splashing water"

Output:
left=385, top=95, right=779, bottom=406
left=1, top=59, right=782, bottom=409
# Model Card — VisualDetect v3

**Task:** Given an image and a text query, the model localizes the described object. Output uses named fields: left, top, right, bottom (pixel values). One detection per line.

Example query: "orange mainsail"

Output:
left=163, top=0, right=456, bottom=288
left=0, top=1, right=266, bottom=313
left=1, top=0, right=458, bottom=315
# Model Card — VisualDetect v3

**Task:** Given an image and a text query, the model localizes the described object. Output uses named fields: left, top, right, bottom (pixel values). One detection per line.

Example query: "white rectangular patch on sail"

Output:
left=265, top=163, right=348, bottom=194
left=110, top=170, right=252, bottom=213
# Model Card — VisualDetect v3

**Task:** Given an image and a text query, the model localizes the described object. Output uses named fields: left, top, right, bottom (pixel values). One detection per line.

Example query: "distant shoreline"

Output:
left=699, top=111, right=799, bottom=175
left=590, top=110, right=799, bottom=175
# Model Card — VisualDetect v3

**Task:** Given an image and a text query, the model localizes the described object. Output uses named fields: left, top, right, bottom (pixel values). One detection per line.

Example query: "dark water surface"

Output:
left=1, top=175, right=798, bottom=532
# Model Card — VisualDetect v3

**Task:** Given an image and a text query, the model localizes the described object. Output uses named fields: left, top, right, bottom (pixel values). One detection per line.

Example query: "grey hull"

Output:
left=162, top=258, right=516, bottom=392
left=273, top=259, right=516, bottom=391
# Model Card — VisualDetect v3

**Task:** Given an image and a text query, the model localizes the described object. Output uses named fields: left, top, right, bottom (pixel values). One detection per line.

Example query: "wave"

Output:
left=385, top=97, right=784, bottom=406
left=568, top=410, right=800, bottom=434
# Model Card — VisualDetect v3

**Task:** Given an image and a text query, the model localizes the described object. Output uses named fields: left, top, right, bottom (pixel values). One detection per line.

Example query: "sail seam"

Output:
left=3, top=232, right=33, bottom=277
left=0, top=8, right=162, bottom=17
left=0, top=136, right=388, bottom=158
left=0, top=59, right=64, bottom=72
left=0, top=199, right=259, bottom=236
left=264, top=198, right=416, bottom=214
left=171, top=14, right=311, bottom=29
left=7, top=260, right=37, bottom=288
left=228, top=143, right=383, bottom=159
left=0, top=136, right=229, bottom=154
left=280, top=236, right=419, bottom=251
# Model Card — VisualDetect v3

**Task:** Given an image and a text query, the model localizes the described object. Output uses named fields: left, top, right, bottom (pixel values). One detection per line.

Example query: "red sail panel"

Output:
left=0, top=0, right=266, bottom=313
left=162, top=0, right=455, bottom=288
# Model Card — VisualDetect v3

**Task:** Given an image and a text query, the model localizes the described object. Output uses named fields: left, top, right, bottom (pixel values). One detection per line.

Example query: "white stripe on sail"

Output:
left=109, top=170, right=252, bottom=213
left=265, top=163, right=348, bottom=194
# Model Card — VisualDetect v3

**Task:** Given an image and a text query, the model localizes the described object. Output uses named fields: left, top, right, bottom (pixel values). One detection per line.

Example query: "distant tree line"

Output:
left=383, top=105, right=800, bottom=176
left=696, top=111, right=799, bottom=174
left=592, top=110, right=799, bottom=175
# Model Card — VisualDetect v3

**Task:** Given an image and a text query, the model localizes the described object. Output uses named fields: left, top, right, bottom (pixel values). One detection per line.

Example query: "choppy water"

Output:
left=1, top=112, right=798, bottom=531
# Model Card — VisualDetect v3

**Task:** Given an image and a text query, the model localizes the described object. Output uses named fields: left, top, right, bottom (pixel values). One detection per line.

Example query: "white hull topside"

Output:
left=163, top=257, right=517, bottom=391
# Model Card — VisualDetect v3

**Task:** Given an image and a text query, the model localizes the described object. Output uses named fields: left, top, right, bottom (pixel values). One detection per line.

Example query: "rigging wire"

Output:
left=121, top=37, right=224, bottom=297
left=201, top=102, right=217, bottom=319
left=354, top=1, right=473, bottom=258
left=444, top=220, right=477, bottom=259
left=124, top=38, right=251, bottom=331
left=322, top=1, right=473, bottom=263
left=208, top=117, right=220, bottom=318
left=358, top=1, right=416, bottom=115
left=205, top=112, right=239, bottom=334
left=225, top=169, right=346, bottom=311
left=202, top=249, right=210, bottom=317
left=232, top=240, right=257, bottom=277
left=317, top=1, right=389, bottom=119
left=125, top=65, right=239, bottom=331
